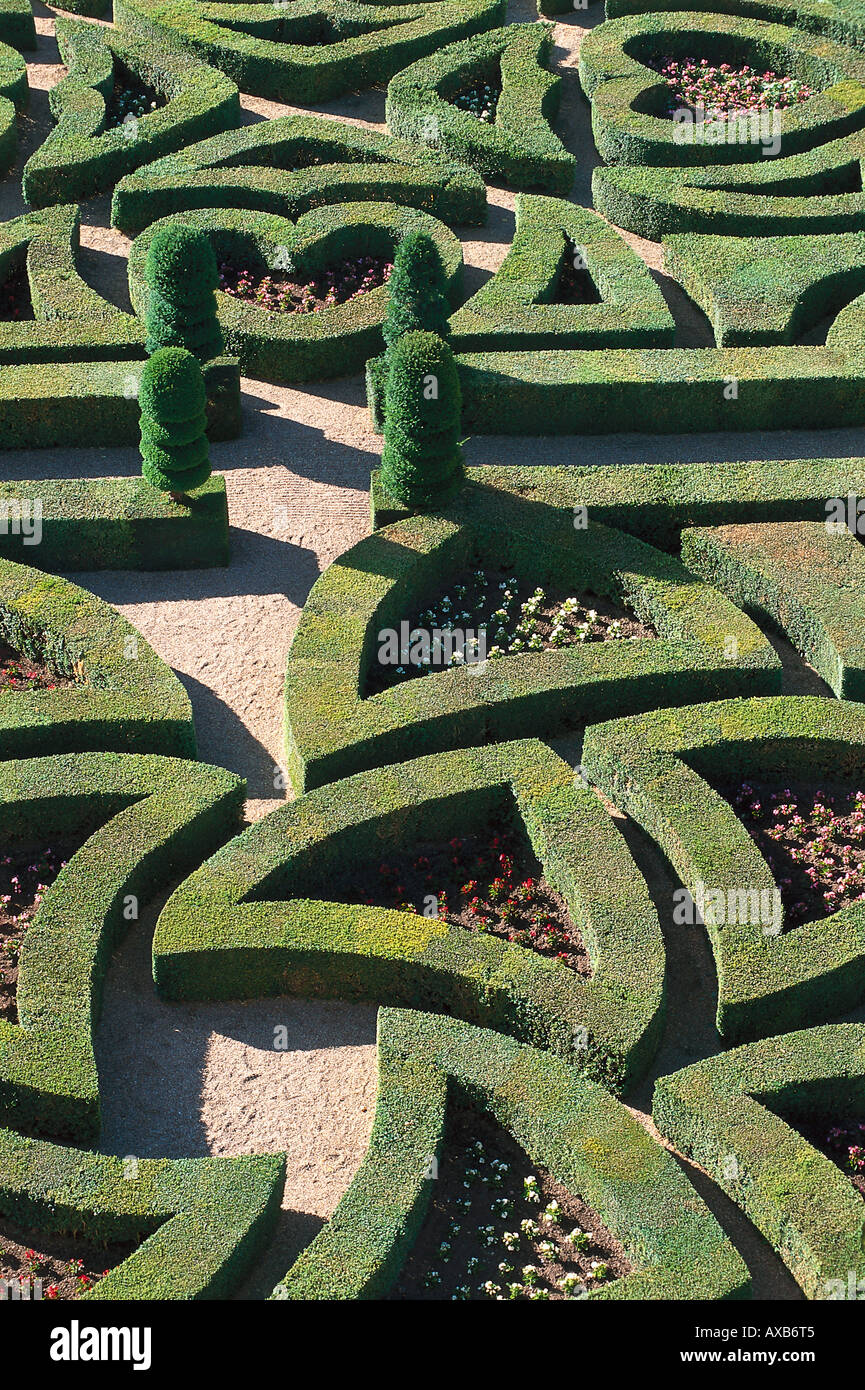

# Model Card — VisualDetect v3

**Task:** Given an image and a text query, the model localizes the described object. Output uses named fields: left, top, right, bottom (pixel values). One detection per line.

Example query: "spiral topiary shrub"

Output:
left=380, top=330, right=464, bottom=510
left=382, top=229, right=452, bottom=360
left=143, top=222, right=224, bottom=362
left=139, top=346, right=211, bottom=498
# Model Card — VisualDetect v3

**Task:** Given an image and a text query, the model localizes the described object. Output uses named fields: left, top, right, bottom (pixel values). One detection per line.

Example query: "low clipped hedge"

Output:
left=370, top=460, right=865, bottom=544
left=0, top=356, right=239, bottom=449
left=663, top=230, right=865, bottom=346
left=386, top=23, right=574, bottom=195
left=0, top=753, right=244, bottom=1143
left=0, top=37, right=27, bottom=180
left=581, top=695, right=865, bottom=1043
left=154, top=739, right=666, bottom=1094
left=279, top=1008, right=750, bottom=1300
left=285, top=504, right=778, bottom=790
left=681, top=520, right=865, bottom=700
left=0, top=475, right=230, bottom=570
left=114, top=0, right=507, bottom=104
left=23, top=18, right=240, bottom=208
left=0, top=1126, right=283, bottom=1299
left=448, top=193, right=673, bottom=351
left=654, top=1024, right=865, bottom=1299
left=0, top=0, right=35, bottom=49
left=111, top=115, right=487, bottom=237
left=580, top=10, right=865, bottom=169
left=0, top=204, right=144, bottom=364
left=0, top=558, right=196, bottom=758
left=606, top=0, right=865, bottom=50
left=128, top=204, right=463, bottom=385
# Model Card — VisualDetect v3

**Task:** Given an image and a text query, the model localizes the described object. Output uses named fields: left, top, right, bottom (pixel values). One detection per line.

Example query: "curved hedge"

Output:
left=128, top=204, right=463, bottom=384
left=111, top=115, right=487, bottom=237
left=278, top=1008, right=750, bottom=1300
left=0, top=753, right=244, bottom=1143
left=114, top=0, right=507, bottom=105
left=654, top=1024, right=865, bottom=1299
left=448, top=193, right=674, bottom=350
left=285, top=505, right=778, bottom=790
left=681, top=520, right=865, bottom=699
left=0, top=557, right=197, bottom=759
left=0, top=1126, right=282, bottom=1299
left=581, top=695, right=865, bottom=1043
left=386, top=23, right=574, bottom=195
left=154, top=739, right=667, bottom=1094
left=22, top=18, right=240, bottom=207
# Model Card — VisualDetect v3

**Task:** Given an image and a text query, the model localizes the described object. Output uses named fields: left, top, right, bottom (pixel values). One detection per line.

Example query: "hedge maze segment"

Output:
left=581, top=696, right=865, bottom=1043
left=128, top=203, right=464, bottom=384
left=385, top=23, right=575, bottom=195
left=110, top=115, right=488, bottom=236
left=681, top=520, right=865, bottom=699
left=114, top=0, right=508, bottom=105
left=653, top=1024, right=865, bottom=1299
left=284, top=504, right=778, bottom=789
left=153, top=739, right=667, bottom=1093
left=0, top=753, right=244, bottom=1144
left=279, top=1009, right=750, bottom=1300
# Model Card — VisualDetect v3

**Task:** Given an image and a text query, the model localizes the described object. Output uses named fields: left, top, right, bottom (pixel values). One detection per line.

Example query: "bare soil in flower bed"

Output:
left=555, top=236, right=602, bottom=305
left=0, top=842, right=80, bottom=1025
left=715, top=778, right=865, bottom=929
left=218, top=255, right=391, bottom=316
left=334, top=819, right=590, bottom=973
left=366, top=566, right=657, bottom=695
left=0, top=640, right=74, bottom=692
left=0, top=264, right=33, bottom=322
left=390, top=1104, right=632, bottom=1300
left=0, top=1217, right=134, bottom=1299
left=450, top=70, right=500, bottom=123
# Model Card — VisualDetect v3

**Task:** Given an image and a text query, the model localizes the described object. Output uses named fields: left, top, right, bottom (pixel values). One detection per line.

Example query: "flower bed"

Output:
left=0, top=1220, right=131, bottom=1298
left=650, top=56, right=814, bottom=117
left=337, top=820, right=590, bottom=972
left=217, top=254, right=392, bottom=317
left=824, top=1123, right=865, bottom=1197
left=0, top=639, right=74, bottom=692
left=366, top=566, right=657, bottom=693
left=104, top=61, right=166, bottom=128
left=0, top=263, right=31, bottom=322
left=725, top=780, right=865, bottom=928
left=555, top=235, right=602, bottom=305
left=452, top=73, right=499, bottom=123
left=390, top=1105, right=630, bottom=1300
left=0, top=843, right=75, bottom=1025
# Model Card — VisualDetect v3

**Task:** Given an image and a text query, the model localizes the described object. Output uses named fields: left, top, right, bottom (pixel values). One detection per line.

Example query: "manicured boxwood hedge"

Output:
left=0, top=558, right=196, bottom=759
left=128, top=204, right=463, bottom=385
left=654, top=1024, right=865, bottom=1299
left=0, top=1126, right=283, bottom=1299
left=664, top=230, right=865, bottom=347
left=285, top=506, right=777, bottom=790
left=370, top=459, right=865, bottom=545
left=581, top=695, right=865, bottom=1043
left=0, top=203, right=144, bottom=363
left=681, top=520, right=865, bottom=700
left=0, top=0, right=35, bottom=50
left=154, top=739, right=666, bottom=1094
left=605, top=0, right=865, bottom=50
left=278, top=1008, right=750, bottom=1300
left=111, top=114, right=488, bottom=237
left=0, top=356, right=239, bottom=449
left=22, top=18, right=240, bottom=208
left=0, top=37, right=27, bottom=181
left=385, top=24, right=574, bottom=195
left=114, top=0, right=507, bottom=105
left=0, top=476, right=230, bottom=571
left=448, top=193, right=673, bottom=351
left=0, top=753, right=244, bottom=1143
left=580, top=10, right=865, bottom=169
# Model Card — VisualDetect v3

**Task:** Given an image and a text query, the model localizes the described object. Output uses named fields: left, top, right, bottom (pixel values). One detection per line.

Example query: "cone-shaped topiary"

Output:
left=140, top=346, right=211, bottom=498
left=380, top=329, right=464, bottom=510
left=382, top=230, right=451, bottom=360
left=144, top=223, right=224, bottom=362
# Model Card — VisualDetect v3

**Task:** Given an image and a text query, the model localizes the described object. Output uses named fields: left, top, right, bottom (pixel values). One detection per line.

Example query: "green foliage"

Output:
left=144, top=222, right=224, bottom=361
left=381, top=331, right=464, bottom=510
left=382, top=230, right=452, bottom=355
left=140, top=346, right=211, bottom=495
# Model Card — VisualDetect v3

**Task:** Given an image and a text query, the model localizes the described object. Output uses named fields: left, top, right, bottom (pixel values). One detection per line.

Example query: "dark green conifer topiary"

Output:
left=144, top=223, right=224, bottom=362
left=139, top=346, right=211, bottom=499
left=380, top=330, right=464, bottom=510
left=382, top=230, right=451, bottom=358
